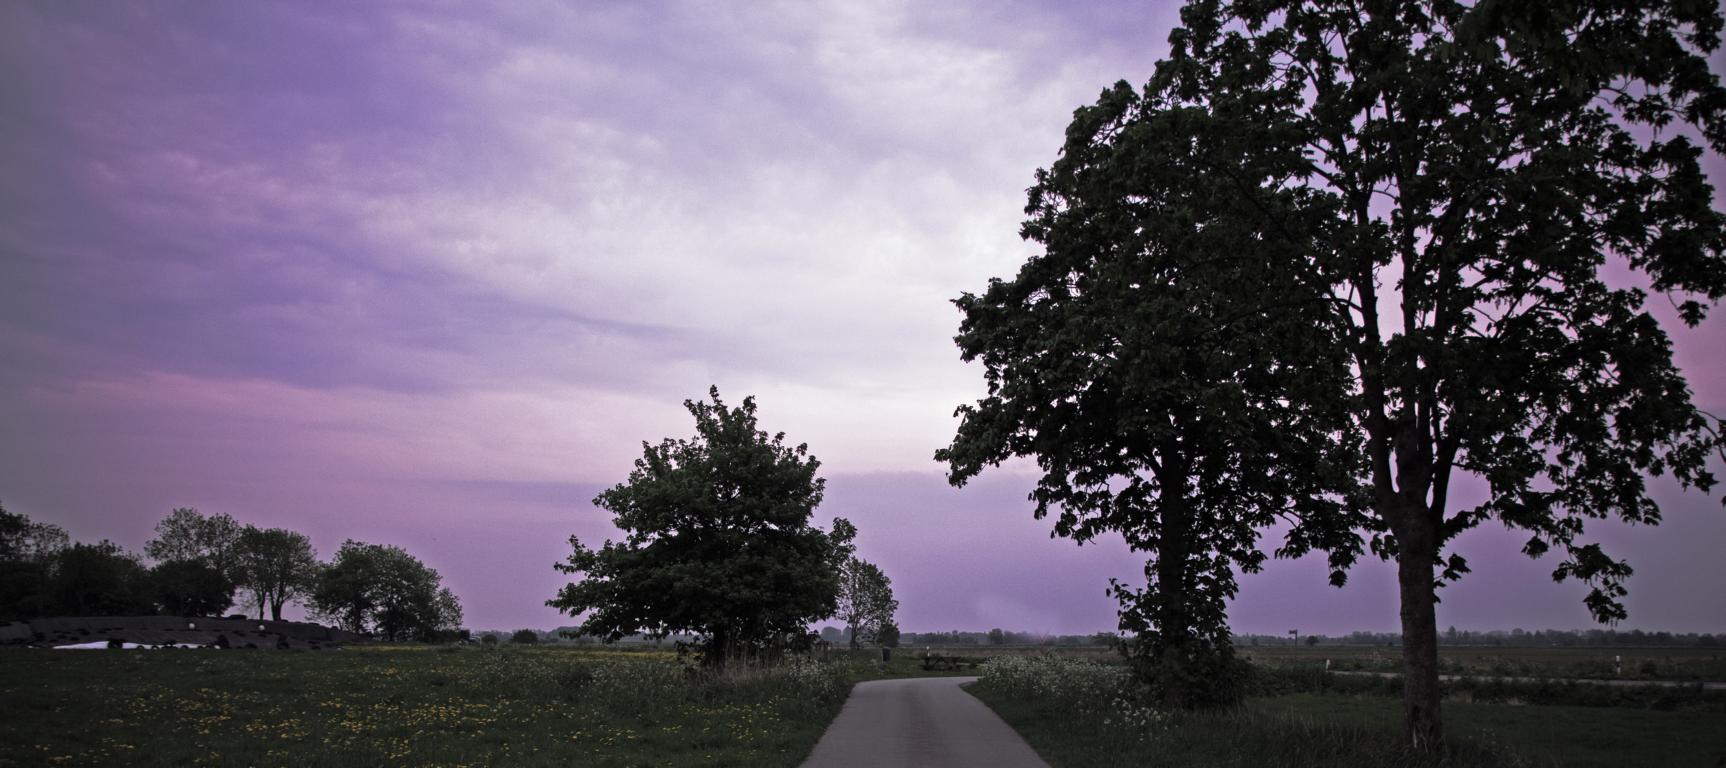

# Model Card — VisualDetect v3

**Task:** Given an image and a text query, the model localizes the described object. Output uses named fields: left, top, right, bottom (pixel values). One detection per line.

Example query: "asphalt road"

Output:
left=800, top=676, right=1051, bottom=768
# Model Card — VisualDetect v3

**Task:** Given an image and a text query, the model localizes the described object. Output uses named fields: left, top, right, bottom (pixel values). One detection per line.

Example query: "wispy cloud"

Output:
left=3, top=0, right=1720, bottom=632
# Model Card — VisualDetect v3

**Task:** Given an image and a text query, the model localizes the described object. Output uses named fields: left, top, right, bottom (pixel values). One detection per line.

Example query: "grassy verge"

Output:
left=1252, top=694, right=1726, bottom=768
left=0, top=644, right=912, bottom=767
left=968, top=655, right=1725, bottom=768
left=1241, top=645, right=1726, bottom=683
left=1249, top=664, right=1726, bottom=710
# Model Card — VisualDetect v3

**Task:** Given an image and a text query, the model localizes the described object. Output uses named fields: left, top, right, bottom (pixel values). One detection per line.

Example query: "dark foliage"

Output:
left=962, top=0, right=1726, bottom=743
left=549, top=387, right=854, bottom=667
left=308, top=540, right=463, bottom=641
left=937, top=3, right=1361, bottom=708
left=46, top=542, right=155, bottom=617
left=149, top=559, right=236, bottom=616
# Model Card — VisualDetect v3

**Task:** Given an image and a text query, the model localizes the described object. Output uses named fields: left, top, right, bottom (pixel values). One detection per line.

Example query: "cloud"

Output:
left=4, top=0, right=1722, bottom=633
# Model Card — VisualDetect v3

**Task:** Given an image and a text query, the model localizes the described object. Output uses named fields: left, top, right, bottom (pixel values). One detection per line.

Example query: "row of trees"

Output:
left=1238, top=629, right=1726, bottom=647
left=0, top=503, right=463, bottom=641
left=906, top=629, right=1119, bottom=647
left=143, top=508, right=317, bottom=621
left=549, top=388, right=900, bottom=667
left=939, top=0, right=1726, bottom=748
left=0, top=505, right=272, bottom=621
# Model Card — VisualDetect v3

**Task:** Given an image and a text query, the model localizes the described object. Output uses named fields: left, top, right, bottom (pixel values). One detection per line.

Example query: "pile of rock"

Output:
left=0, top=616, right=365, bottom=650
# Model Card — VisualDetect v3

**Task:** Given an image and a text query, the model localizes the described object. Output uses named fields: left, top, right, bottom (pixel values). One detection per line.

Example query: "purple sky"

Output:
left=3, top=1, right=1723, bottom=634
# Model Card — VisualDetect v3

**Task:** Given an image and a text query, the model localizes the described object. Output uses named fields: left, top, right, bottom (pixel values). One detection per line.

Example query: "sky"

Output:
left=2, top=0, right=1723, bottom=635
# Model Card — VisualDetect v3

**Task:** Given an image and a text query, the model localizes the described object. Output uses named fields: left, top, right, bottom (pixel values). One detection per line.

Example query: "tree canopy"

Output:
left=835, top=555, right=899, bottom=648
left=149, top=559, right=235, bottom=617
left=235, top=526, right=319, bottom=621
left=46, top=542, right=155, bottom=617
left=549, top=387, right=855, bottom=667
left=938, top=35, right=1362, bottom=706
left=964, top=0, right=1726, bottom=746
left=308, top=540, right=463, bottom=641
left=144, top=508, right=243, bottom=581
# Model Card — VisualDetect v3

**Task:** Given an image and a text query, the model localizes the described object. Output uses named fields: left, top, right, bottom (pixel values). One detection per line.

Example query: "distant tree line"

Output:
left=0, top=501, right=463, bottom=641
left=1238, top=629, right=1726, bottom=648
left=891, top=629, right=1119, bottom=647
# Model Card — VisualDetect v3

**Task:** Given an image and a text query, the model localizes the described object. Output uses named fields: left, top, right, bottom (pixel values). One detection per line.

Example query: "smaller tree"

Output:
left=511, top=629, right=540, bottom=645
left=150, top=559, right=234, bottom=616
left=987, top=628, right=1006, bottom=646
left=234, top=527, right=318, bottom=621
left=309, top=540, right=378, bottom=634
left=0, top=503, right=70, bottom=621
left=835, top=556, right=898, bottom=648
left=308, top=541, right=463, bottom=640
left=0, top=503, right=70, bottom=563
left=550, top=388, right=854, bottom=668
left=47, top=542, right=154, bottom=616
left=144, top=508, right=242, bottom=580
left=876, top=622, right=901, bottom=649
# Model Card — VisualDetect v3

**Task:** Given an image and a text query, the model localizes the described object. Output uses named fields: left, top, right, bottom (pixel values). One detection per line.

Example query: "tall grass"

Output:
left=0, top=645, right=859, bottom=767
left=971, top=654, right=1536, bottom=768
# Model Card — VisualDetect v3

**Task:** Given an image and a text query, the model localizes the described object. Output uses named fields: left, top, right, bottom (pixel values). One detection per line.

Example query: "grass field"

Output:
left=1241, top=644, right=1726, bottom=682
left=0, top=644, right=933, bottom=768
left=8, top=642, right=1720, bottom=767
left=1254, top=694, right=1726, bottom=768
left=968, top=654, right=1726, bottom=768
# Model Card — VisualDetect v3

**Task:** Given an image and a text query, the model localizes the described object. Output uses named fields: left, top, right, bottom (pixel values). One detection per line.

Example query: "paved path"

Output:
left=801, top=676, right=1050, bottom=768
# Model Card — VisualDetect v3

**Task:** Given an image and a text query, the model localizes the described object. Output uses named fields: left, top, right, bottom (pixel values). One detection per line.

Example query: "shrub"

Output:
left=510, top=629, right=540, bottom=645
left=981, top=654, right=1166, bottom=741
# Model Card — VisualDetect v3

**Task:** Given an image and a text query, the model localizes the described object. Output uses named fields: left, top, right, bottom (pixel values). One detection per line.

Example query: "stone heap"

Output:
left=0, top=616, right=366, bottom=650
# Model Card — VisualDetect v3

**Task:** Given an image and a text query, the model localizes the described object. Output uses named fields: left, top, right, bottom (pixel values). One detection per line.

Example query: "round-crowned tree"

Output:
left=549, top=387, right=855, bottom=668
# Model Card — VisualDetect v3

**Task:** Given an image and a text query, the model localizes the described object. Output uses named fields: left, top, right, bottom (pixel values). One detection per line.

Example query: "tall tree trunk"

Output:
left=1154, top=511, right=1192, bottom=709
left=710, top=627, right=730, bottom=670
left=1394, top=501, right=1442, bottom=750
left=270, top=600, right=284, bottom=621
left=1152, top=444, right=1194, bottom=710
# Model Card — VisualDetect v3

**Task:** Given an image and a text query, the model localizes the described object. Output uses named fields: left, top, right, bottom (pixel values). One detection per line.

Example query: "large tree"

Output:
left=937, top=69, right=1362, bottom=707
left=234, top=526, right=319, bottom=621
left=549, top=387, right=855, bottom=668
left=835, top=556, right=899, bottom=649
left=1001, top=0, right=1726, bottom=746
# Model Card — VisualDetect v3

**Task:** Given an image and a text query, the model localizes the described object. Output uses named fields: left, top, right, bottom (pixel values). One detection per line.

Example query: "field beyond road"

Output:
left=967, top=651, right=1726, bottom=768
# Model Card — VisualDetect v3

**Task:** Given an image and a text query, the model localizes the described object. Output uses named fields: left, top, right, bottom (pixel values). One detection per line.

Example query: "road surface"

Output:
left=801, top=676, right=1050, bottom=768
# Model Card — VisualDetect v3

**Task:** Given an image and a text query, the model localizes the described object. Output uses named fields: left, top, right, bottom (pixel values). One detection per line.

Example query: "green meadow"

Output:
left=0, top=645, right=936, bottom=768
